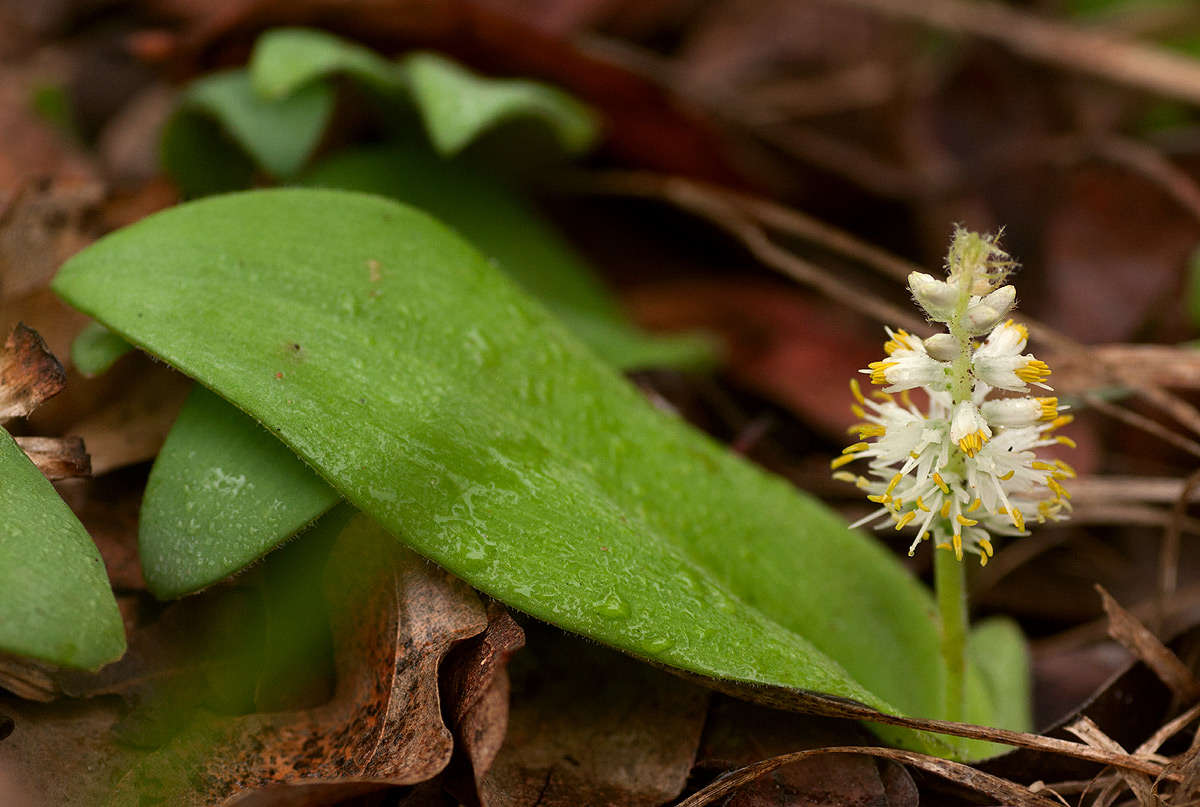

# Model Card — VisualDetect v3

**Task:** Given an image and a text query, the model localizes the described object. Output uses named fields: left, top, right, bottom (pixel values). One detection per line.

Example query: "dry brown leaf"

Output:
left=477, top=622, right=709, bottom=807
left=12, top=435, right=89, bottom=480
left=100, top=514, right=487, bottom=805
left=0, top=323, right=65, bottom=422
left=442, top=602, right=526, bottom=806
left=0, top=176, right=102, bottom=301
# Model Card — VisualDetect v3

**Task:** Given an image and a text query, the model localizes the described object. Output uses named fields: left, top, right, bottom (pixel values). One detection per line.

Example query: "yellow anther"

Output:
left=832, top=471, right=858, bottom=484
left=849, top=378, right=866, bottom=404
left=1015, top=359, right=1052, bottom=383
left=871, top=390, right=894, bottom=402
left=1011, top=507, right=1025, bottom=532
left=956, top=514, right=978, bottom=527
left=843, top=442, right=870, bottom=454
left=883, top=331, right=913, bottom=355
left=893, top=498, right=904, bottom=509
left=916, top=497, right=930, bottom=512
left=937, top=542, right=950, bottom=551
left=966, top=498, right=982, bottom=513
left=957, top=430, right=988, bottom=457
left=855, top=476, right=871, bottom=490
left=939, top=501, right=951, bottom=518
left=1054, top=459, right=1077, bottom=478
left=850, top=404, right=867, bottom=419
left=1055, top=435, right=1077, bottom=449
left=978, top=538, right=994, bottom=557
left=1037, top=397, right=1058, bottom=421
left=1007, top=319, right=1029, bottom=342
left=900, top=389, right=915, bottom=410
left=998, top=470, right=1014, bottom=480
left=885, top=473, right=903, bottom=494
left=1047, top=478, right=1071, bottom=500
left=867, top=361, right=897, bottom=385
left=1031, top=461, right=1054, bottom=471
left=952, top=533, right=963, bottom=561
left=909, top=452, right=920, bottom=459
left=849, top=423, right=886, bottom=438
left=895, top=511, right=916, bottom=530
left=919, top=531, right=930, bottom=541
left=933, top=473, right=950, bottom=494
left=979, top=553, right=988, bottom=567
left=830, top=454, right=858, bottom=470
left=1044, top=414, right=1073, bottom=433
left=868, top=494, right=891, bottom=504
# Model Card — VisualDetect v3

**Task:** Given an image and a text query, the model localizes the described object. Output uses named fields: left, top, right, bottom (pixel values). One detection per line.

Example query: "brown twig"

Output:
left=830, top=0, right=1200, bottom=106
left=1098, top=585, right=1200, bottom=700
left=677, top=746, right=1059, bottom=807
left=1162, top=469, right=1200, bottom=627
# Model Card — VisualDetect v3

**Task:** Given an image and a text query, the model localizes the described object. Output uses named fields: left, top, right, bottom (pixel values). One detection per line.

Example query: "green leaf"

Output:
left=251, top=27, right=600, bottom=157
left=162, top=70, right=333, bottom=189
left=0, top=427, right=125, bottom=669
left=140, top=143, right=712, bottom=599
left=139, top=385, right=342, bottom=599
left=70, top=321, right=134, bottom=377
left=968, top=617, right=1032, bottom=735
left=301, top=144, right=715, bottom=370
left=402, top=50, right=598, bottom=156
left=54, top=189, right=1016, bottom=755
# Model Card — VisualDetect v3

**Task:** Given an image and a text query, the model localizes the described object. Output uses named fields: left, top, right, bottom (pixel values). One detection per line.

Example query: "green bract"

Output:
left=53, top=189, right=1027, bottom=756
left=0, top=427, right=125, bottom=669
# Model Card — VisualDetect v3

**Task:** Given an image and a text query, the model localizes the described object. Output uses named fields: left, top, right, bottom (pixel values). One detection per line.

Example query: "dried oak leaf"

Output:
left=103, top=514, right=488, bottom=805
left=694, top=696, right=917, bottom=807
left=0, top=323, right=66, bottom=422
left=442, top=601, right=526, bottom=807
left=476, top=621, right=709, bottom=807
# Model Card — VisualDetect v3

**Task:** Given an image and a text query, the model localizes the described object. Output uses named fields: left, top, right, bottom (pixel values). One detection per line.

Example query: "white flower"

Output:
left=861, top=328, right=950, bottom=393
left=908, top=272, right=958, bottom=321
left=949, top=401, right=991, bottom=457
left=962, top=285, right=1016, bottom=334
left=835, top=305, right=1071, bottom=565
left=972, top=319, right=1051, bottom=391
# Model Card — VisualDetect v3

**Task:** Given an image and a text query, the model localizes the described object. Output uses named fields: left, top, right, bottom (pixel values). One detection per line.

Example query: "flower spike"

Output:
left=837, top=228, right=1070, bottom=565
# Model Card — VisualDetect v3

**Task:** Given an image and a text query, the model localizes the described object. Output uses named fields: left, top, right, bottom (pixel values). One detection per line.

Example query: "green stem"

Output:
left=934, top=546, right=967, bottom=722
left=938, top=241, right=977, bottom=725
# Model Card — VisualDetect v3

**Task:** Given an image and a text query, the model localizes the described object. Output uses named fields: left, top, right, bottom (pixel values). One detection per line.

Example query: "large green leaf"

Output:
left=251, top=27, right=600, bottom=157
left=300, top=144, right=716, bottom=369
left=139, top=143, right=713, bottom=598
left=139, top=385, right=342, bottom=599
left=0, top=427, right=125, bottom=669
left=54, top=189, right=1021, bottom=754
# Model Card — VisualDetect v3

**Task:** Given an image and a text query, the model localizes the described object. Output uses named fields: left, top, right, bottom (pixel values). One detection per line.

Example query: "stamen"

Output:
left=867, top=360, right=897, bottom=385
left=952, top=533, right=963, bottom=561
left=885, top=473, right=903, bottom=494
left=1043, top=414, right=1073, bottom=432
left=1011, top=507, right=1025, bottom=532
left=956, top=514, right=978, bottom=526
left=830, top=455, right=858, bottom=469
left=1015, top=359, right=1052, bottom=383
left=916, top=497, right=930, bottom=512
left=832, top=471, right=858, bottom=484
left=894, top=511, right=916, bottom=530
left=940, top=500, right=951, bottom=518
left=1047, top=478, right=1071, bottom=500
left=1055, top=435, right=1077, bottom=449
left=966, top=498, right=982, bottom=513
left=978, top=538, right=994, bottom=557
left=843, top=442, right=870, bottom=454
left=1037, top=397, right=1058, bottom=421
left=867, top=494, right=891, bottom=504
left=849, top=378, right=866, bottom=404
left=1054, top=459, right=1077, bottom=478
left=850, top=404, right=867, bottom=419
left=933, top=473, right=950, bottom=494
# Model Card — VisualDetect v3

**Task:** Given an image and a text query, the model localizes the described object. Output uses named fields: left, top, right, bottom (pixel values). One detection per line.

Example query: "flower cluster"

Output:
left=833, top=229, right=1074, bottom=565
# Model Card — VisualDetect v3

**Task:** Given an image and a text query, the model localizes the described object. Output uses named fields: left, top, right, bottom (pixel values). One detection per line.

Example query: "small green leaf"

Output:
left=163, top=70, right=333, bottom=187
left=402, top=50, right=599, bottom=156
left=250, top=28, right=600, bottom=158
left=70, top=321, right=134, bottom=377
left=55, top=189, right=1017, bottom=755
left=969, top=617, right=1032, bottom=734
left=0, top=427, right=125, bottom=669
left=140, top=385, right=342, bottom=599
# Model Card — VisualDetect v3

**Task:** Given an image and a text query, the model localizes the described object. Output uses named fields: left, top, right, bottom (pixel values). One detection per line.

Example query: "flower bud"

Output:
left=922, top=333, right=959, bottom=362
left=908, top=272, right=957, bottom=321
left=962, top=285, right=1016, bottom=334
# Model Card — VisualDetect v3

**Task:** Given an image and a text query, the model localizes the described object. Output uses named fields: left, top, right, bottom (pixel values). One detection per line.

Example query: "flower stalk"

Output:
left=835, top=226, right=1073, bottom=723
